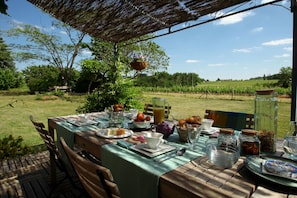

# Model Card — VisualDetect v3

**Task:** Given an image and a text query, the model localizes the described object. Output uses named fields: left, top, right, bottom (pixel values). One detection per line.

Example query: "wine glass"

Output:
left=187, top=124, right=201, bottom=151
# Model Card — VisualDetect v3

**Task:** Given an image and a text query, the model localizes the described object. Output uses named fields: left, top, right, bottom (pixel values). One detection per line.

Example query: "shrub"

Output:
left=0, top=135, right=32, bottom=160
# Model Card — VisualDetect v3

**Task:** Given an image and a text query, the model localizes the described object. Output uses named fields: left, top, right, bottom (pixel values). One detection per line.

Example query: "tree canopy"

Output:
left=5, top=21, right=86, bottom=86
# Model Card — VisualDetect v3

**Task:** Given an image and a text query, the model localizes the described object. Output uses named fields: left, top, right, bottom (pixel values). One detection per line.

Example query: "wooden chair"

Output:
left=204, top=109, right=254, bottom=130
left=60, top=137, right=120, bottom=198
left=29, top=115, right=81, bottom=196
left=143, top=103, right=171, bottom=119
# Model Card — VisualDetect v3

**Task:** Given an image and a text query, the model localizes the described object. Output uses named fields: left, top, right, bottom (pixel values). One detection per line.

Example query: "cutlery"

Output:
left=155, top=148, right=186, bottom=163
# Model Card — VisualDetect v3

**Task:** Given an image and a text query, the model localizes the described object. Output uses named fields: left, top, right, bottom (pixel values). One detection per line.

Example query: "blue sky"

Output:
left=0, top=0, right=293, bottom=81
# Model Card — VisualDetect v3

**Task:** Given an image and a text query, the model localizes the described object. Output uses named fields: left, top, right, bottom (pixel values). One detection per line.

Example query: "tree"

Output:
left=0, top=37, right=16, bottom=71
left=5, top=21, right=86, bottom=86
left=0, top=37, right=22, bottom=90
left=85, top=36, right=169, bottom=77
left=77, top=36, right=169, bottom=112
left=79, top=59, right=109, bottom=93
left=277, top=66, right=292, bottom=88
left=23, top=65, right=60, bottom=93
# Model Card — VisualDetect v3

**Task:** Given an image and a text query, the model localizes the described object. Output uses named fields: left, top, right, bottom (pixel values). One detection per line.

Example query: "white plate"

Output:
left=67, top=119, right=97, bottom=127
left=130, top=143, right=175, bottom=158
left=201, top=127, right=220, bottom=135
left=96, top=128, right=133, bottom=139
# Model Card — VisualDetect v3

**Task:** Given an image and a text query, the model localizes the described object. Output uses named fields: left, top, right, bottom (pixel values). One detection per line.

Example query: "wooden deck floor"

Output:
left=0, top=151, right=88, bottom=198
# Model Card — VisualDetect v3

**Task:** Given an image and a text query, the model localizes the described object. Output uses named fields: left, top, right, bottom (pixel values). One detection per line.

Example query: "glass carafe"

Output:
left=152, top=97, right=168, bottom=124
left=254, top=89, right=278, bottom=153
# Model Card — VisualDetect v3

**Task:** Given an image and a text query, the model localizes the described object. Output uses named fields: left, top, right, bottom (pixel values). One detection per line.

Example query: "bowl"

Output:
left=206, top=143, right=239, bottom=169
left=133, top=120, right=150, bottom=129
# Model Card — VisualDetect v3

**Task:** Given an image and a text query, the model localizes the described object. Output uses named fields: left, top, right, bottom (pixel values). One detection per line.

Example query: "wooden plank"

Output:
left=251, top=186, right=287, bottom=198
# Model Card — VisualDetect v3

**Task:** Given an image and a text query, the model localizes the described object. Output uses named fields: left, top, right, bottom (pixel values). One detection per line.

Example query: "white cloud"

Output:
left=284, top=47, right=292, bottom=51
left=214, top=11, right=254, bottom=25
left=274, top=53, right=290, bottom=58
left=81, top=49, right=92, bottom=56
left=233, top=48, right=251, bottom=53
left=252, top=27, right=263, bottom=32
left=208, top=63, right=224, bottom=67
left=60, top=31, right=67, bottom=35
left=10, top=19, right=24, bottom=30
left=232, top=46, right=260, bottom=53
left=262, top=38, right=292, bottom=46
left=186, top=59, right=200, bottom=63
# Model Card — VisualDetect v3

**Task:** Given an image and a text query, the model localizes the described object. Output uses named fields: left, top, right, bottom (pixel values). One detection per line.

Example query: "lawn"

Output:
left=0, top=91, right=291, bottom=147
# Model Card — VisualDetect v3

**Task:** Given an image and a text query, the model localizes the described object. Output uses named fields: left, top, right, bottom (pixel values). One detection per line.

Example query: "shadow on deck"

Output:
left=0, top=151, right=88, bottom=198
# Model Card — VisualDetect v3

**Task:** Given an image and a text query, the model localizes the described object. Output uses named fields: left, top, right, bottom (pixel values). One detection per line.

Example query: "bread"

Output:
left=185, top=115, right=201, bottom=124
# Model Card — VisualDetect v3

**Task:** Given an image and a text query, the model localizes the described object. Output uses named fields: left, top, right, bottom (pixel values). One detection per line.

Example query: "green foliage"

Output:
left=23, top=65, right=60, bottom=93
left=139, top=79, right=291, bottom=95
left=77, top=73, right=143, bottom=112
left=0, top=37, right=23, bottom=90
left=0, top=69, right=16, bottom=90
left=277, top=66, right=291, bottom=88
left=0, top=0, right=8, bottom=15
left=135, top=72, right=203, bottom=87
left=0, top=37, right=16, bottom=71
left=5, top=22, right=86, bottom=86
left=0, top=135, right=32, bottom=160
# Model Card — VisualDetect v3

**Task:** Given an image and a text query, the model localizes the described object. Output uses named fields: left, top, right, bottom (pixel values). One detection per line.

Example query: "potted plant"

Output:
left=130, top=54, right=148, bottom=71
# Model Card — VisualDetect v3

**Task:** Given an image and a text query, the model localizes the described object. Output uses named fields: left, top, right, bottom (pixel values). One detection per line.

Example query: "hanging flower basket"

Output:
left=130, top=59, right=148, bottom=71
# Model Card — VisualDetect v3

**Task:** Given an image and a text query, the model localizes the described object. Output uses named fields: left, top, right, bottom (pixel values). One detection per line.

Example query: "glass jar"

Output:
left=254, top=89, right=278, bottom=153
left=218, top=128, right=237, bottom=149
left=240, top=129, right=260, bottom=156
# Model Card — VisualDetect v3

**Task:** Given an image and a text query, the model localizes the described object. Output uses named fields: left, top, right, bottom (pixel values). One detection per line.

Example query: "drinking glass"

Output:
left=187, top=124, right=201, bottom=150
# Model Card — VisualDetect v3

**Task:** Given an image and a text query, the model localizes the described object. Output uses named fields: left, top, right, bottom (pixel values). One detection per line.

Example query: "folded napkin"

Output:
left=117, top=140, right=133, bottom=149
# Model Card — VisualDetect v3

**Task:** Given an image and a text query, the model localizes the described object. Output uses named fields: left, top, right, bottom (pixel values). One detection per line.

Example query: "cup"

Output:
left=201, top=119, right=214, bottom=130
left=143, top=132, right=164, bottom=149
left=152, top=97, right=169, bottom=124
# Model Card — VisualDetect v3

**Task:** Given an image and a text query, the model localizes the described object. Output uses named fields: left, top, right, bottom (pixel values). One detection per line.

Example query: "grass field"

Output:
left=0, top=90, right=291, bottom=148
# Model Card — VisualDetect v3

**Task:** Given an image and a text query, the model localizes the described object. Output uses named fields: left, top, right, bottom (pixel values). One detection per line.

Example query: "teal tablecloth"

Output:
left=101, top=133, right=208, bottom=198
left=55, top=115, right=209, bottom=198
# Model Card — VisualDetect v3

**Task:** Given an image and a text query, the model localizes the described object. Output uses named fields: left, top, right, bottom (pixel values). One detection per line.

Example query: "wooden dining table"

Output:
left=48, top=112, right=297, bottom=198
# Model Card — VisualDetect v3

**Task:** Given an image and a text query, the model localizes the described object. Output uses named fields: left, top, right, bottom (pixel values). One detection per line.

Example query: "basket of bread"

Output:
left=176, top=115, right=202, bottom=142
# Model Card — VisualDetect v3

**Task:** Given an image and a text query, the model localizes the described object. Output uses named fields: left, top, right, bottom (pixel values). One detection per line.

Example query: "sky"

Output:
left=0, top=0, right=293, bottom=81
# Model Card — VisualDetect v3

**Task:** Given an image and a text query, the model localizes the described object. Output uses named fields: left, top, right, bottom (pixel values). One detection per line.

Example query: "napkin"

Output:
left=117, top=140, right=133, bottom=149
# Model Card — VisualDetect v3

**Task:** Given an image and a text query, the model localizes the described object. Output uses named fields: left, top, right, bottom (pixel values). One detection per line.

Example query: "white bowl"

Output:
left=206, top=143, right=239, bottom=169
left=133, top=120, right=150, bottom=129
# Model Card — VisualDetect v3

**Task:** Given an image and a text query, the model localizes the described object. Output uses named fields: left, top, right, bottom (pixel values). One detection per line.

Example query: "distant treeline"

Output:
left=134, top=72, right=291, bottom=96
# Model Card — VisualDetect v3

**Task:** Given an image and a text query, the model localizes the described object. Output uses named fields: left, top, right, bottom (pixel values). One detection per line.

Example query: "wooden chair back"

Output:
left=143, top=103, right=171, bottom=119
left=204, top=109, right=254, bottom=130
left=60, top=137, right=120, bottom=198
left=29, top=115, right=60, bottom=158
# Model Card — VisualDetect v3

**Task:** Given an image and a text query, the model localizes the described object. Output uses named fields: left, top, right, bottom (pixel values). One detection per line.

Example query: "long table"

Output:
left=48, top=113, right=297, bottom=198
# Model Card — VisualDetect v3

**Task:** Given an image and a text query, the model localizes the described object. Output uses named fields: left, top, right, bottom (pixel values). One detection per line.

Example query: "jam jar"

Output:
left=240, top=129, right=260, bottom=156
left=217, top=128, right=238, bottom=149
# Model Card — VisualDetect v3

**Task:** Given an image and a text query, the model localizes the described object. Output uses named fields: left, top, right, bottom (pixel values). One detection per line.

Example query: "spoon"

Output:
left=283, top=146, right=296, bottom=155
left=155, top=148, right=186, bottom=163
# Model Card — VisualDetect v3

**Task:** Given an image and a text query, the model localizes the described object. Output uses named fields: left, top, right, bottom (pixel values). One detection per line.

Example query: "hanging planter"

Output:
left=130, top=52, right=148, bottom=71
left=130, top=60, right=148, bottom=71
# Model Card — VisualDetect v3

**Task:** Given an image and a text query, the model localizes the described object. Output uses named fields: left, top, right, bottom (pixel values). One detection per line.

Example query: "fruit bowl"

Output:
left=133, top=120, right=151, bottom=129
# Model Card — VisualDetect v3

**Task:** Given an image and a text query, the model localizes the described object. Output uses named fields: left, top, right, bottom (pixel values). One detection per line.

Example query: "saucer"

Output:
left=201, top=127, right=220, bottom=135
left=130, top=143, right=175, bottom=158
